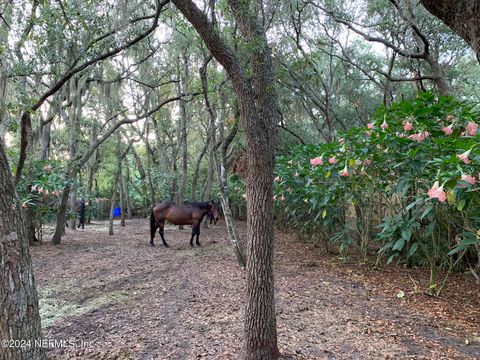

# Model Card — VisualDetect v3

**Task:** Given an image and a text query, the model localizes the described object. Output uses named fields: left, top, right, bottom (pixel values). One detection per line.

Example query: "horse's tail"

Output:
left=149, top=207, right=157, bottom=245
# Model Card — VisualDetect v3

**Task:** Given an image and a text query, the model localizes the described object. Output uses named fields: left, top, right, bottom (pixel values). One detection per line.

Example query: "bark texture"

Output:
left=0, top=141, right=46, bottom=360
left=420, top=0, right=480, bottom=57
left=171, top=0, right=280, bottom=358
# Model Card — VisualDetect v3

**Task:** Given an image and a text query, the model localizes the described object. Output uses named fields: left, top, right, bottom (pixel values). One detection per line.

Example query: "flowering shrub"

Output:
left=17, top=160, right=68, bottom=241
left=274, top=93, right=479, bottom=294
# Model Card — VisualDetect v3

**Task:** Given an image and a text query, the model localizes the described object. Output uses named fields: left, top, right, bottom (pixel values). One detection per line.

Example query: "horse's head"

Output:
left=208, top=200, right=220, bottom=225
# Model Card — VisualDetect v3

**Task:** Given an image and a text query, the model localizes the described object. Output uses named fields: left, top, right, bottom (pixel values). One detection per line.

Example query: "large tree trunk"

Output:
left=419, top=0, right=480, bottom=57
left=0, top=141, right=46, bottom=360
left=171, top=1, right=280, bottom=358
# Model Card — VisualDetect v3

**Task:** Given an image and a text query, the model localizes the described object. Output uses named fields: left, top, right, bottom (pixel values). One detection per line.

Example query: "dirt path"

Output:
left=31, top=219, right=479, bottom=359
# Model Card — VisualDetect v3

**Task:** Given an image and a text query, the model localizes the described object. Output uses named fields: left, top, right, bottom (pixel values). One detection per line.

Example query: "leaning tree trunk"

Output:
left=0, top=140, right=46, bottom=360
left=214, top=147, right=245, bottom=267
left=52, top=183, right=71, bottom=244
left=171, top=1, right=280, bottom=358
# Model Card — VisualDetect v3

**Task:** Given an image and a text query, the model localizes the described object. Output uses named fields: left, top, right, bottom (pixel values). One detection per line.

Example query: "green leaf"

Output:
left=420, top=205, right=433, bottom=219
left=401, top=228, right=412, bottom=241
left=457, top=199, right=466, bottom=211
left=393, top=238, right=405, bottom=251
left=406, top=198, right=422, bottom=211
left=387, top=253, right=398, bottom=264
left=447, top=233, right=480, bottom=255
left=408, top=242, right=419, bottom=257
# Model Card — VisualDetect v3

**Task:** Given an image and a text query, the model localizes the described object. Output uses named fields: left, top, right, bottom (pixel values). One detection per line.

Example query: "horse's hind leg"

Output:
left=150, top=212, right=159, bottom=246
left=150, top=223, right=157, bottom=247
left=159, top=221, right=169, bottom=247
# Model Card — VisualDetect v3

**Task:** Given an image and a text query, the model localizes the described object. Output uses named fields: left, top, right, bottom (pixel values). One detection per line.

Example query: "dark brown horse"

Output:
left=150, top=200, right=219, bottom=247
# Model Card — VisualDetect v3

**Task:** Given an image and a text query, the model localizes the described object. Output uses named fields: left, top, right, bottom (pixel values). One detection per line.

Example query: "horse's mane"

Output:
left=187, top=201, right=211, bottom=210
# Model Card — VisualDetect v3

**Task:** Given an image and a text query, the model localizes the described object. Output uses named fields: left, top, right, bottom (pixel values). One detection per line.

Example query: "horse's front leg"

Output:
left=190, top=222, right=201, bottom=247
left=195, top=223, right=201, bottom=246
left=190, top=227, right=195, bottom=247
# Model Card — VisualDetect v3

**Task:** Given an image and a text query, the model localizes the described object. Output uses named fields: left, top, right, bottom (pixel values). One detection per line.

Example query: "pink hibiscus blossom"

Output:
left=457, top=149, right=472, bottom=164
left=442, top=124, right=453, bottom=135
left=403, top=122, right=413, bottom=131
left=367, top=123, right=374, bottom=129
left=461, top=174, right=476, bottom=185
left=427, top=181, right=446, bottom=202
left=310, top=156, right=323, bottom=166
left=328, top=156, right=337, bottom=164
left=465, top=121, right=478, bottom=136
left=408, top=131, right=430, bottom=142
left=380, top=120, right=388, bottom=130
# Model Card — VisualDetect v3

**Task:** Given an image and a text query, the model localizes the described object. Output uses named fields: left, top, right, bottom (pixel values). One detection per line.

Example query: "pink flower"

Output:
left=442, top=124, right=453, bottom=135
left=428, top=181, right=446, bottom=202
left=457, top=149, right=472, bottom=164
left=280, top=195, right=286, bottom=201
left=362, top=159, right=372, bottom=166
left=381, top=120, right=388, bottom=130
left=367, top=123, right=374, bottom=129
left=328, top=157, right=337, bottom=164
left=403, top=122, right=413, bottom=131
left=274, top=176, right=281, bottom=182
left=339, top=165, right=349, bottom=177
left=461, top=174, right=476, bottom=185
left=408, top=131, right=429, bottom=142
left=310, top=156, right=323, bottom=166
left=408, top=133, right=424, bottom=142
left=465, top=121, right=478, bottom=136
left=294, top=172, right=300, bottom=177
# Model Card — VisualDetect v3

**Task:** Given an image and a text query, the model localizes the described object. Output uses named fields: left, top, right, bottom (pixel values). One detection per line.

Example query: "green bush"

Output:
left=274, top=92, right=479, bottom=294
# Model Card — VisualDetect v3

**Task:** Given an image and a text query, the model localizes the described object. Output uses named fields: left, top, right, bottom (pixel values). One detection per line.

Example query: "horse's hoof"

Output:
left=164, top=244, right=170, bottom=248
left=197, top=243, right=201, bottom=247
left=150, top=243, right=155, bottom=247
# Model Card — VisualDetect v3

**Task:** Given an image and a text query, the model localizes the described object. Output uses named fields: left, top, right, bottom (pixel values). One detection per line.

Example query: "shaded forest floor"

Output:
left=31, top=219, right=480, bottom=359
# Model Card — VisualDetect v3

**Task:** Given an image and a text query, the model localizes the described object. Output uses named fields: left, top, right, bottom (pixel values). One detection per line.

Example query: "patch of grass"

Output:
left=39, top=285, right=130, bottom=328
